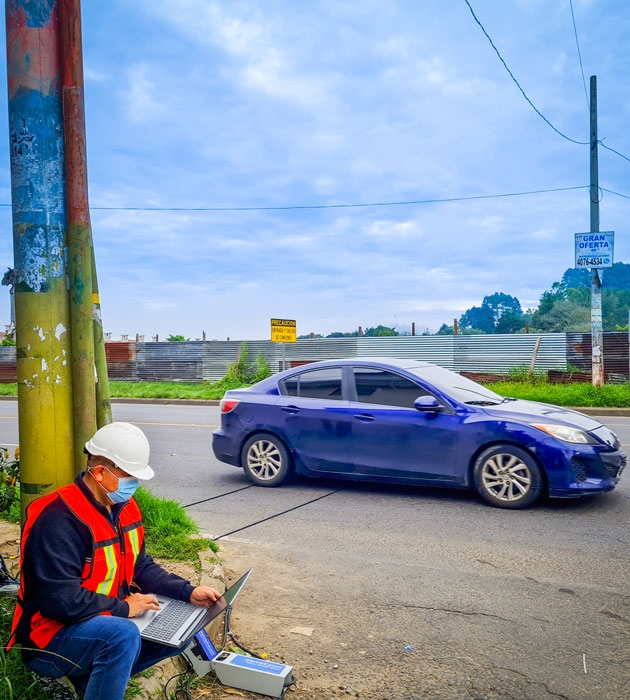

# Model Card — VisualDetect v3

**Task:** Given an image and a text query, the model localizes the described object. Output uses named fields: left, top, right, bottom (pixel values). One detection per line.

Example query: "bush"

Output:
left=0, top=448, right=20, bottom=523
left=224, top=343, right=271, bottom=386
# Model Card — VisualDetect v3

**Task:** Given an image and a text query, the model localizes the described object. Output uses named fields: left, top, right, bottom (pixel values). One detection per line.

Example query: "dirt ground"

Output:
left=157, top=559, right=360, bottom=700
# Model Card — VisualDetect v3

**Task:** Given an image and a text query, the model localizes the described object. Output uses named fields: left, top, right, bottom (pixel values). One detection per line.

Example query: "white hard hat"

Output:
left=85, top=422, right=154, bottom=480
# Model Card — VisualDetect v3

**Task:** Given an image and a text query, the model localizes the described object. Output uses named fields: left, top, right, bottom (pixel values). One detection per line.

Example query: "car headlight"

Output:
left=531, top=423, right=598, bottom=444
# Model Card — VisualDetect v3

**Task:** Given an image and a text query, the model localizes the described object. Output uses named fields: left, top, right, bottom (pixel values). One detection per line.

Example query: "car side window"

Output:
left=353, top=368, right=430, bottom=408
left=282, top=367, right=344, bottom=400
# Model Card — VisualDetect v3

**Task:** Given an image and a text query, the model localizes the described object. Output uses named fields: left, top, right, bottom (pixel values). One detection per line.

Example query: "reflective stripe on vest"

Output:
left=8, top=482, right=144, bottom=651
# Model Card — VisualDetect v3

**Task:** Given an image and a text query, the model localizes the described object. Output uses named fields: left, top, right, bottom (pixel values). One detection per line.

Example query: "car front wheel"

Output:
left=473, top=445, right=543, bottom=509
left=241, top=434, right=291, bottom=487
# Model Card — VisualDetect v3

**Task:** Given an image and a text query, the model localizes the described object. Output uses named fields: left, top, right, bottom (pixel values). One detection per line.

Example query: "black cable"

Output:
left=162, top=669, right=190, bottom=700
left=212, top=488, right=343, bottom=540
left=464, top=0, right=588, bottom=145
left=601, top=186, right=630, bottom=200
left=83, top=185, right=588, bottom=212
left=569, top=0, right=589, bottom=113
left=465, top=1, right=630, bottom=165
left=0, top=186, right=600, bottom=213
left=223, top=607, right=263, bottom=658
left=182, top=485, right=254, bottom=508
left=600, top=141, right=630, bottom=164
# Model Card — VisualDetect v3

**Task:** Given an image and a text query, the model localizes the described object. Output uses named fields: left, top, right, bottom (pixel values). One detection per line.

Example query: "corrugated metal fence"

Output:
left=0, top=332, right=627, bottom=383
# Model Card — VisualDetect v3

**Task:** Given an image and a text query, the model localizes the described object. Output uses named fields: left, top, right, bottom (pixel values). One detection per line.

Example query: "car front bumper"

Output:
left=541, top=443, right=626, bottom=498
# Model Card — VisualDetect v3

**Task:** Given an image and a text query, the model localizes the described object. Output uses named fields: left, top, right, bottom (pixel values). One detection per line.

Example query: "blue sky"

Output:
left=1, top=0, right=629, bottom=340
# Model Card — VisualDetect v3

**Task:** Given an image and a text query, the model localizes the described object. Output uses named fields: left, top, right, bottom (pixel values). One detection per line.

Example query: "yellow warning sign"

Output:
left=271, top=318, right=297, bottom=343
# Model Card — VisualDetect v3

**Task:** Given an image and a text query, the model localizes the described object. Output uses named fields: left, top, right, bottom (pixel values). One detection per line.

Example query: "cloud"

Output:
left=123, top=63, right=165, bottom=123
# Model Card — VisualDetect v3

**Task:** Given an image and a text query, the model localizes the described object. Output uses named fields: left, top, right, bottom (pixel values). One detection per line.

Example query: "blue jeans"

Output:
left=25, top=615, right=185, bottom=700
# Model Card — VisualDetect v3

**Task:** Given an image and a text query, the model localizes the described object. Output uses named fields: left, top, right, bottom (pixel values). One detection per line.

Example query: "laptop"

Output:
left=130, top=568, right=252, bottom=648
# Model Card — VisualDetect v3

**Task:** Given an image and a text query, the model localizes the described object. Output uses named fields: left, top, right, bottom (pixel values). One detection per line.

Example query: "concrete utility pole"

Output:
left=6, top=0, right=112, bottom=515
left=590, top=76, right=604, bottom=387
left=60, top=0, right=97, bottom=470
left=59, top=0, right=112, bottom=460
left=6, top=0, right=76, bottom=507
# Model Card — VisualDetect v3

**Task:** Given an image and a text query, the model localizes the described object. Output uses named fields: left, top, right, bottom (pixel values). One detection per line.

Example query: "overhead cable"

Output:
left=465, top=1, right=630, bottom=165
left=81, top=185, right=589, bottom=213
left=569, top=0, right=590, bottom=113
left=464, top=0, right=588, bottom=145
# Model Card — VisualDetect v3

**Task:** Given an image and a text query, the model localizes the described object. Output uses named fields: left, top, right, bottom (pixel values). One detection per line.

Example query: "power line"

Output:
left=601, top=187, right=630, bottom=200
left=464, top=1, right=630, bottom=166
left=464, top=0, right=588, bottom=145
left=599, top=141, right=630, bottom=164
left=569, top=0, right=590, bottom=113
left=78, top=185, right=588, bottom=213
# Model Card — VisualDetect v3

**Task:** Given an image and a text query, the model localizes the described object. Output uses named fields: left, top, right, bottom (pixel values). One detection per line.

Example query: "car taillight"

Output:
left=220, top=398, right=240, bottom=413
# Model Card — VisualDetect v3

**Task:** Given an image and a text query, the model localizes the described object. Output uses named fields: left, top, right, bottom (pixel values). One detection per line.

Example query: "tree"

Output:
left=363, top=325, right=397, bottom=337
left=534, top=300, right=590, bottom=332
left=166, top=334, right=190, bottom=342
left=458, top=292, right=524, bottom=334
left=482, top=292, right=522, bottom=324
left=459, top=305, right=495, bottom=334
left=494, top=310, right=526, bottom=334
left=326, top=331, right=358, bottom=338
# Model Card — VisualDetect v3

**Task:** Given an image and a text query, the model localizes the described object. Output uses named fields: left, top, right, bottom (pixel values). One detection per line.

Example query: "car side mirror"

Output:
left=414, top=396, right=442, bottom=412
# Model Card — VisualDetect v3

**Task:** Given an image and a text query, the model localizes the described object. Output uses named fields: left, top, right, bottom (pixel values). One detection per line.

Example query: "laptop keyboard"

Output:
left=142, top=600, right=194, bottom=643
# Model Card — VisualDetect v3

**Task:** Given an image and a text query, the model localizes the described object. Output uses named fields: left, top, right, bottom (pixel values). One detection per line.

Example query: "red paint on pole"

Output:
left=59, top=0, right=90, bottom=231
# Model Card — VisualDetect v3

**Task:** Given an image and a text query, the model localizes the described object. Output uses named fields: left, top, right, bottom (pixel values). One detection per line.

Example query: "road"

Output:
left=0, top=400, right=628, bottom=699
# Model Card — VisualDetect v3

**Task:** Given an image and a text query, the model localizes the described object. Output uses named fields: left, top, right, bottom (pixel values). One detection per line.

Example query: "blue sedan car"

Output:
left=212, top=358, right=626, bottom=509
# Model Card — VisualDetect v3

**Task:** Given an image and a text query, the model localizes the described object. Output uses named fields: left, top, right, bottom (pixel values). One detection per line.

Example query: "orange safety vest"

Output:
left=8, top=482, right=144, bottom=651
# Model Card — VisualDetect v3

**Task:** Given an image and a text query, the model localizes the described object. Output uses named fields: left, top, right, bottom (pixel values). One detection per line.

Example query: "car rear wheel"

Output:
left=241, top=434, right=291, bottom=487
left=473, top=445, right=543, bottom=509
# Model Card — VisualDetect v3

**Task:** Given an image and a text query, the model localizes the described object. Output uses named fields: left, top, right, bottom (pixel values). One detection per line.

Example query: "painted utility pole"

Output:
left=91, top=252, right=112, bottom=428
left=590, top=76, right=604, bottom=387
left=6, top=0, right=75, bottom=509
left=59, top=0, right=104, bottom=468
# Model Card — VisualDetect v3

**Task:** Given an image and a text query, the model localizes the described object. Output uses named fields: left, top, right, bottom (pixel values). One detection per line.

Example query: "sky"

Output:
left=1, top=0, right=629, bottom=341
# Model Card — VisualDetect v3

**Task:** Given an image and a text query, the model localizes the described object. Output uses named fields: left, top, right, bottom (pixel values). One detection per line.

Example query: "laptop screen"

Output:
left=221, top=568, right=252, bottom=607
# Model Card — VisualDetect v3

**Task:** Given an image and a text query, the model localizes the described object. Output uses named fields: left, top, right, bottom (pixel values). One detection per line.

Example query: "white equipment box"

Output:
left=212, top=651, right=295, bottom=698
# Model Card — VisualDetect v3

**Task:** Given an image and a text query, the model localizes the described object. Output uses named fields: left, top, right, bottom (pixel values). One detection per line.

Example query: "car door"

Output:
left=348, top=366, right=464, bottom=483
left=276, top=366, right=354, bottom=473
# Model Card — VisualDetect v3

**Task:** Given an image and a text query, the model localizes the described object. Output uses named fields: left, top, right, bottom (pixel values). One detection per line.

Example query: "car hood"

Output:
left=480, top=398, right=602, bottom=431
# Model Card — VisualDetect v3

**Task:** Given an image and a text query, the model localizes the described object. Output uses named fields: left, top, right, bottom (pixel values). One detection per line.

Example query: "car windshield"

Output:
left=405, top=364, right=505, bottom=405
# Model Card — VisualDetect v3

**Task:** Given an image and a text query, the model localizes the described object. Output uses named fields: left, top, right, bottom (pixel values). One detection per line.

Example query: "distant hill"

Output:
left=562, top=262, right=630, bottom=290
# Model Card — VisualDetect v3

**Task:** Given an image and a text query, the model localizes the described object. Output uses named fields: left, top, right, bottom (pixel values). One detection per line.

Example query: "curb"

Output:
left=0, top=396, right=221, bottom=406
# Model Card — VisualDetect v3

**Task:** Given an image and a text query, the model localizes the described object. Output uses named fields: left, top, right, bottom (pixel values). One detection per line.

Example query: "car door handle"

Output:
left=353, top=413, right=375, bottom=422
left=281, top=406, right=300, bottom=414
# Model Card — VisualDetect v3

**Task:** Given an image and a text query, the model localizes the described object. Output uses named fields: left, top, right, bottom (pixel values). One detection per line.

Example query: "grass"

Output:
left=0, top=377, right=628, bottom=407
left=491, top=381, right=630, bottom=407
left=0, top=598, right=78, bottom=700
left=134, top=486, right=218, bottom=561
left=0, top=378, right=252, bottom=401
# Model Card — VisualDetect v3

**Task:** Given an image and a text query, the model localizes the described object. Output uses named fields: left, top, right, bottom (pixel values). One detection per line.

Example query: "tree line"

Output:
left=298, top=262, right=630, bottom=338
left=439, top=262, right=630, bottom=335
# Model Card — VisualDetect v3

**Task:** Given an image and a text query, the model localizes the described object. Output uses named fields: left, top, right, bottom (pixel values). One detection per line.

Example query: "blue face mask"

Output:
left=107, top=475, right=139, bottom=504
left=94, top=465, right=139, bottom=504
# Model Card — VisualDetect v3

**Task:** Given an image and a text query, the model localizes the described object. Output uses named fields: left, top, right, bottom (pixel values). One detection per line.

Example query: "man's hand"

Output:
left=125, top=592, right=161, bottom=618
left=190, top=586, right=222, bottom=607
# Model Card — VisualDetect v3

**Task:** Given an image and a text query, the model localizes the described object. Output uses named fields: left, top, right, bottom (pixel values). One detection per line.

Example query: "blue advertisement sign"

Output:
left=574, top=232, right=614, bottom=269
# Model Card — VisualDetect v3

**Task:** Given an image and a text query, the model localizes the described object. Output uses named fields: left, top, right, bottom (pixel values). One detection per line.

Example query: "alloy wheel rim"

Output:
left=481, top=453, right=531, bottom=502
left=248, top=440, right=282, bottom=480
